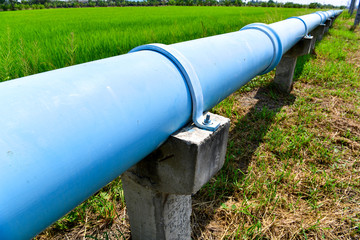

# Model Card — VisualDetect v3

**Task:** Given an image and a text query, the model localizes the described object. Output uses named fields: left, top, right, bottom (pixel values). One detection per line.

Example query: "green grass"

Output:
left=2, top=6, right=358, bottom=240
left=0, top=6, right=315, bottom=81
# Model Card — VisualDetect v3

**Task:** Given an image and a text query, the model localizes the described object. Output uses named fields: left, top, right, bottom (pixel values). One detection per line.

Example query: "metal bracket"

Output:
left=130, top=43, right=219, bottom=131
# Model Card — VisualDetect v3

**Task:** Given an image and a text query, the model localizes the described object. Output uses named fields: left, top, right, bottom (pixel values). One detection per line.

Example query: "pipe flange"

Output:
left=240, top=23, right=283, bottom=75
left=287, top=17, right=308, bottom=36
left=129, top=43, right=219, bottom=131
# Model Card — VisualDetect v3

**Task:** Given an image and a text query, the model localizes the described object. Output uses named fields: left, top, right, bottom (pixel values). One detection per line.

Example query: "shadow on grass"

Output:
left=294, top=54, right=313, bottom=80
left=192, top=84, right=296, bottom=238
left=232, top=85, right=296, bottom=174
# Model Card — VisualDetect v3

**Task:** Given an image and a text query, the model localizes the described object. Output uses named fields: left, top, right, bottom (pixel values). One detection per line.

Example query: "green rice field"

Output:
left=0, top=6, right=315, bottom=81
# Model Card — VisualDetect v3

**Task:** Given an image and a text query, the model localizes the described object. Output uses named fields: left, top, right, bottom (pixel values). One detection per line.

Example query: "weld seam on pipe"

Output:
left=240, top=23, right=283, bottom=74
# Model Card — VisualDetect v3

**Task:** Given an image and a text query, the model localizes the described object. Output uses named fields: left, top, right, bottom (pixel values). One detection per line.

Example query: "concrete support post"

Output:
left=122, top=113, right=230, bottom=240
left=273, top=36, right=313, bottom=93
left=324, top=19, right=332, bottom=34
left=309, top=24, right=325, bottom=52
left=329, top=17, right=335, bottom=27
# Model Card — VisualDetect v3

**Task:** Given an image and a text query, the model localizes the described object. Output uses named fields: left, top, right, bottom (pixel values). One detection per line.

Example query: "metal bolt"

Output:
left=204, top=114, right=211, bottom=124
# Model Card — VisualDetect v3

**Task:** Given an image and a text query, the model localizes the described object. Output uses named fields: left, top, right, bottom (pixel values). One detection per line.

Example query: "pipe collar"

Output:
left=315, top=11, right=326, bottom=24
left=129, top=44, right=219, bottom=131
left=240, top=23, right=283, bottom=75
left=287, top=17, right=308, bottom=36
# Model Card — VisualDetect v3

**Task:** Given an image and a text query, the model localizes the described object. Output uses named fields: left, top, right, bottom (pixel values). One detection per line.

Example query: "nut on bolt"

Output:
left=204, top=114, right=211, bottom=125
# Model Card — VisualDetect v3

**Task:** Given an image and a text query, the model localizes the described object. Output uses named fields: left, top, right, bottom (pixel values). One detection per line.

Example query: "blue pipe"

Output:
left=0, top=10, right=342, bottom=240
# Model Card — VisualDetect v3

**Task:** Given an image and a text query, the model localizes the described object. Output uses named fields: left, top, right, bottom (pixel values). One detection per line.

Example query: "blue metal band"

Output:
left=240, top=23, right=283, bottom=74
left=324, top=11, right=330, bottom=19
left=330, top=10, right=335, bottom=18
left=288, top=17, right=308, bottom=36
left=130, top=43, right=219, bottom=131
left=315, top=12, right=326, bottom=24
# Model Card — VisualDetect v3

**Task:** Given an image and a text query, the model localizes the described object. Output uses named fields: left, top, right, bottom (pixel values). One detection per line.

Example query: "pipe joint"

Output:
left=241, top=23, right=283, bottom=74
left=287, top=17, right=308, bottom=36
left=315, top=11, right=326, bottom=24
left=129, top=43, right=219, bottom=131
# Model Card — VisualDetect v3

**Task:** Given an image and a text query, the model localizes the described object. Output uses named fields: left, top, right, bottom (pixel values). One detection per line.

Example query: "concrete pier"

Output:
left=324, top=18, right=332, bottom=34
left=313, top=24, right=326, bottom=42
left=274, top=36, right=314, bottom=93
left=122, top=113, right=230, bottom=240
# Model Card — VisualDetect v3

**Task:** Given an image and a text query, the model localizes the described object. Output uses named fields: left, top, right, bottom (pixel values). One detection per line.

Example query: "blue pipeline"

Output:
left=0, top=10, right=342, bottom=240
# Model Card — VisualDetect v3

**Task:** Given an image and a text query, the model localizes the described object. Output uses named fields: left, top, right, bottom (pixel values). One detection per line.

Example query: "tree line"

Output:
left=0, top=0, right=345, bottom=11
